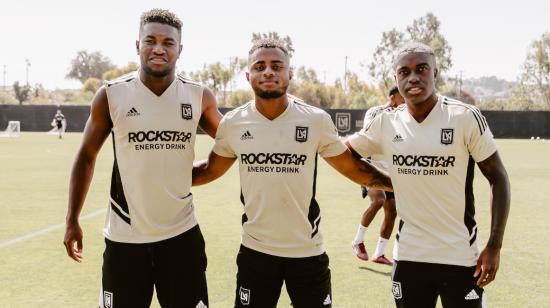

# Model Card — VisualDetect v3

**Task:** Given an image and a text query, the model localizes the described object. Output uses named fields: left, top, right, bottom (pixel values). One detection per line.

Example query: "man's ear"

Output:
left=246, top=71, right=250, bottom=82
left=289, top=68, right=293, bottom=81
left=135, top=40, right=140, bottom=55
left=434, top=68, right=438, bottom=79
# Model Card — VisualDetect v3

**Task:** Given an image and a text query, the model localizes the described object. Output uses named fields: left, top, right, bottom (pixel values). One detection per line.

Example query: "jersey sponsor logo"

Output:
left=241, top=130, right=253, bottom=140
left=392, top=281, right=402, bottom=299
left=392, top=134, right=404, bottom=142
left=465, top=289, right=480, bottom=300
left=128, top=131, right=192, bottom=143
left=393, top=154, right=455, bottom=176
left=392, top=155, right=455, bottom=168
left=126, top=107, right=140, bottom=117
left=335, top=113, right=351, bottom=133
left=295, top=126, right=308, bottom=142
left=441, top=128, right=454, bottom=145
left=181, top=104, right=192, bottom=120
left=239, top=286, right=251, bottom=306
left=240, top=153, right=307, bottom=165
left=103, top=291, right=113, bottom=308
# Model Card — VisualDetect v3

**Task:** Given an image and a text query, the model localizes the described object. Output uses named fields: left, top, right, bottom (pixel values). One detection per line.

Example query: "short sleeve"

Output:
left=465, top=107, right=497, bottom=162
left=318, top=112, right=347, bottom=158
left=347, top=111, right=383, bottom=158
left=212, top=116, right=237, bottom=158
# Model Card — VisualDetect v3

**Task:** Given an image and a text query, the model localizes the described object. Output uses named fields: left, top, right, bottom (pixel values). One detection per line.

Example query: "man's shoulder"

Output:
left=222, top=101, right=254, bottom=123
left=176, top=72, right=203, bottom=89
left=289, top=95, right=331, bottom=121
left=439, top=95, right=486, bottom=123
left=104, top=71, right=137, bottom=88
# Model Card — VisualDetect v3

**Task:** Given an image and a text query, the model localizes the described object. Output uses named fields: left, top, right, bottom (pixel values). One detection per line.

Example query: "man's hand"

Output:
left=474, top=246, right=500, bottom=287
left=63, top=222, right=84, bottom=263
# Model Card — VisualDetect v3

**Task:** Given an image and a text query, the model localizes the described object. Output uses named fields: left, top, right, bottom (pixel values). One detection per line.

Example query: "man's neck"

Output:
left=255, top=95, right=289, bottom=120
left=139, top=69, right=175, bottom=97
left=406, top=93, right=438, bottom=123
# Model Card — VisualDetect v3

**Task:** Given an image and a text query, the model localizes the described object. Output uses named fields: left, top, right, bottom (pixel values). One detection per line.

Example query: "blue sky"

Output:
left=1, top=0, right=548, bottom=89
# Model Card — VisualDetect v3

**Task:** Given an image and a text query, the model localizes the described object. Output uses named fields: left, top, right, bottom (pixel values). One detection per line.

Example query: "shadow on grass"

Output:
left=358, top=266, right=392, bottom=277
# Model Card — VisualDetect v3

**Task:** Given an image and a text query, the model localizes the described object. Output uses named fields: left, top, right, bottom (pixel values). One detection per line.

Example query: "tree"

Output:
left=517, top=32, right=550, bottom=108
left=83, top=78, right=102, bottom=93
left=367, top=12, right=453, bottom=93
left=406, top=12, right=453, bottom=78
left=190, top=60, right=245, bottom=106
left=13, top=81, right=31, bottom=104
left=66, top=50, right=115, bottom=84
left=252, top=32, right=295, bottom=57
left=367, top=29, right=405, bottom=94
left=102, top=62, right=139, bottom=81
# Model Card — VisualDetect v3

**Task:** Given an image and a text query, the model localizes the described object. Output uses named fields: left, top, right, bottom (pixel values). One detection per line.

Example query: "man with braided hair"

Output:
left=63, top=9, right=221, bottom=307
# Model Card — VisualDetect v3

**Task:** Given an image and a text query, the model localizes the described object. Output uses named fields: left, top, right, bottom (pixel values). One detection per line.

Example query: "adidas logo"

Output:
left=392, top=134, right=404, bottom=142
left=323, top=294, right=332, bottom=305
left=464, top=289, right=480, bottom=300
left=126, top=107, right=140, bottom=117
left=240, top=130, right=253, bottom=140
left=195, top=300, right=207, bottom=308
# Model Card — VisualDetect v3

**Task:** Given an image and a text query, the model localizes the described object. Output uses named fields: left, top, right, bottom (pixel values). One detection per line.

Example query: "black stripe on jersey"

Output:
left=396, top=219, right=404, bottom=241
left=464, top=156, right=478, bottom=246
left=240, top=189, right=248, bottom=225
left=442, top=99, right=487, bottom=135
left=308, top=154, right=321, bottom=238
left=110, top=202, right=131, bottom=224
left=105, top=73, right=135, bottom=87
left=109, top=132, right=131, bottom=224
left=177, top=73, right=202, bottom=87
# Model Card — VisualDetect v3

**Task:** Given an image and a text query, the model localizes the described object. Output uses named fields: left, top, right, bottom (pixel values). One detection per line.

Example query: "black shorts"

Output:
left=391, top=261, right=485, bottom=308
left=235, top=245, right=332, bottom=308
left=361, top=186, right=395, bottom=199
left=56, top=121, right=63, bottom=129
left=100, top=225, right=208, bottom=308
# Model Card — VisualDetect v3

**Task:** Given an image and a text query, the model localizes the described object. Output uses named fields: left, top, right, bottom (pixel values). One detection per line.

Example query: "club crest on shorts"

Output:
left=392, top=281, right=402, bottom=299
left=181, top=104, right=193, bottom=120
left=239, top=286, right=251, bottom=305
left=441, top=128, right=454, bottom=145
left=335, top=112, right=351, bottom=133
left=295, top=126, right=308, bottom=142
left=103, top=291, right=113, bottom=308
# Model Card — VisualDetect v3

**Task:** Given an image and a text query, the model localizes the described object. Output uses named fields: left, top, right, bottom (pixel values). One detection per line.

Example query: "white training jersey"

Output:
left=103, top=70, right=204, bottom=243
left=363, top=104, right=390, bottom=170
left=348, top=95, right=497, bottom=266
left=213, top=97, right=347, bottom=258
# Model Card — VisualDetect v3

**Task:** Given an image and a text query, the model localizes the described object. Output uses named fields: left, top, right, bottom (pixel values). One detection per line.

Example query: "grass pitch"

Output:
left=0, top=133, right=548, bottom=307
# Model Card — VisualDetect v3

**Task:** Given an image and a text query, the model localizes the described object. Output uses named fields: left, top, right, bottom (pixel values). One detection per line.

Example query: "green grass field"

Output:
left=1, top=133, right=549, bottom=307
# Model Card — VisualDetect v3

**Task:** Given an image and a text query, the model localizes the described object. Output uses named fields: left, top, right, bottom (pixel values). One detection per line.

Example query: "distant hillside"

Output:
left=461, top=76, right=516, bottom=100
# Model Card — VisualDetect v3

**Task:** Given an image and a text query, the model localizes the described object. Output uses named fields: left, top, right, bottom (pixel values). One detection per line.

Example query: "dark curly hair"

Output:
left=248, top=38, right=289, bottom=56
left=140, top=9, right=182, bottom=35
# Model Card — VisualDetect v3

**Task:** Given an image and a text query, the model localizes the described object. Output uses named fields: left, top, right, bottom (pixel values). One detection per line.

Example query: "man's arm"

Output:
left=192, top=151, right=236, bottom=186
left=199, top=88, right=222, bottom=138
left=63, top=87, right=112, bottom=262
left=473, top=151, right=510, bottom=287
left=323, top=147, right=392, bottom=191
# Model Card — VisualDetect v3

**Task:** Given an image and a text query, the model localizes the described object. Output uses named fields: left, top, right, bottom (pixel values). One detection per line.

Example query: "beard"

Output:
left=142, top=65, right=172, bottom=78
left=251, top=84, right=287, bottom=99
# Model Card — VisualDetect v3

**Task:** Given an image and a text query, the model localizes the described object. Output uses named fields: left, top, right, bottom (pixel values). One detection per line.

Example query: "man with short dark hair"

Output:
left=192, top=38, right=392, bottom=308
left=352, top=86, right=404, bottom=265
left=347, top=42, right=510, bottom=307
left=63, top=8, right=221, bottom=307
